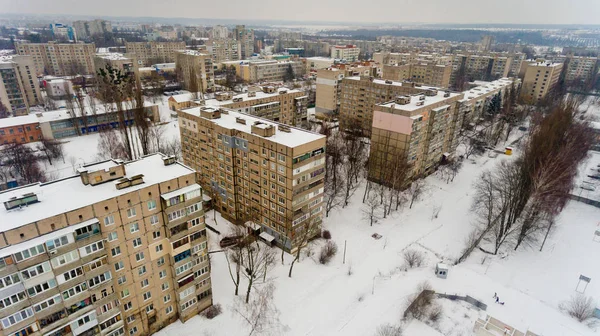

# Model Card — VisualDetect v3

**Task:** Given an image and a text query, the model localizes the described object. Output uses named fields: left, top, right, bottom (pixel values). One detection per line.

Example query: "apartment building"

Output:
left=201, top=86, right=308, bottom=126
left=382, top=63, right=452, bottom=88
left=461, top=78, right=519, bottom=123
left=546, top=55, right=599, bottom=83
left=338, top=76, right=446, bottom=134
left=50, top=24, right=77, bottom=42
left=521, top=61, right=563, bottom=103
left=233, top=25, right=255, bottom=59
left=178, top=107, right=325, bottom=252
left=174, top=51, right=214, bottom=93
left=238, top=60, right=305, bottom=83
left=330, top=45, right=360, bottom=62
left=0, top=153, right=212, bottom=336
left=73, top=20, right=112, bottom=39
left=0, top=56, right=42, bottom=116
left=314, top=61, right=379, bottom=116
left=0, top=115, right=42, bottom=144
left=14, top=42, right=96, bottom=76
left=209, top=26, right=229, bottom=40
left=125, top=42, right=186, bottom=67
left=206, top=39, right=240, bottom=64
left=94, top=53, right=139, bottom=78
left=305, top=57, right=335, bottom=75
left=369, top=89, right=465, bottom=181
left=374, top=52, right=453, bottom=67
left=450, top=54, right=512, bottom=84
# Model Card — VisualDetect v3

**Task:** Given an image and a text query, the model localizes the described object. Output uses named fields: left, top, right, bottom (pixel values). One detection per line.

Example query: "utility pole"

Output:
left=343, top=240, right=347, bottom=264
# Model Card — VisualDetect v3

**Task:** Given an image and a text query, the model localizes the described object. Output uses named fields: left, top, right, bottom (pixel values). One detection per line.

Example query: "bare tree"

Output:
left=0, top=101, right=9, bottom=118
left=408, top=179, right=426, bottom=209
left=224, top=225, right=247, bottom=297
left=561, top=294, right=595, bottom=322
left=403, top=249, right=425, bottom=268
left=362, top=193, right=381, bottom=226
left=96, top=128, right=128, bottom=161
left=241, top=239, right=276, bottom=303
left=374, top=324, right=403, bottom=336
left=148, top=123, right=168, bottom=154
left=37, top=139, right=63, bottom=165
left=324, top=130, right=345, bottom=217
left=3, top=143, right=46, bottom=184
left=233, top=282, right=282, bottom=336
left=318, top=241, right=338, bottom=264
left=288, top=215, right=321, bottom=278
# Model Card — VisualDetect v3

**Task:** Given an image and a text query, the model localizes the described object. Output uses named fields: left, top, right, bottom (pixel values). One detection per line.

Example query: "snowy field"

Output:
left=153, top=131, right=600, bottom=336
left=39, top=95, right=600, bottom=335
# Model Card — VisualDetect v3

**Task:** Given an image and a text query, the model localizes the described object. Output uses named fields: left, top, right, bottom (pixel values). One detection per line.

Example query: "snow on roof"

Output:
left=160, top=183, right=201, bottom=200
left=0, top=154, right=195, bottom=231
left=463, top=78, right=515, bottom=100
left=0, top=114, right=39, bottom=128
left=169, top=93, right=196, bottom=103
left=306, top=57, right=334, bottom=62
left=378, top=92, right=461, bottom=112
left=204, top=88, right=302, bottom=107
left=177, top=50, right=210, bottom=57
left=180, top=107, right=324, bottom=148
left=95, top=52, right=131, bottom=61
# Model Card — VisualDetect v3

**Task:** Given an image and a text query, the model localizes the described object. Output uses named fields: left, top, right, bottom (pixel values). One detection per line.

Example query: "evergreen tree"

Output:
left=283, top=64, right=295, bottom=82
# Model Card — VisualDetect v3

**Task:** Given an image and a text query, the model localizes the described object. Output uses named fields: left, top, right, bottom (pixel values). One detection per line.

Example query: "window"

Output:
left=175, top=261, right=193, bottom=276
left=130, top=222, right=139, bottom=233
left=155, top=244, right=163, bottom=253
left=165, top=305, right=173, bottom=314
left=159, top=270, right=167, bottom=279
left=117, top=275, right=127, bottom=285
left=174, top=249, right=191, bottom=262
left=104, top=215, right=115, bottom=226
left=147, top=200, right=156, bottom=210
left=141, top=278, right=149, bottom=288
left=145, top=304, right=154, bottom=314
left=27, top=279, right=57, bottom=297
left=111, top=246, right=121, bottom=257
left=46, top=235, right=70, bottom=250
left=157, top=256, right=165, bottom=267
left=181, top=298, right=197, bottom=311
left=150, top=214, right=159, bottom=225
left=132, top=237, right=142, bottom=248
left=143, top=291, right=152, bottom=301
left=59, top=266, right=83, bottom=283
left=126, top=315, right=135, bottom=323
left=50, top=250, right=79, bottom=268
left=33, top=294, right=61, bottom=313
left=138, top=265, right=147, bottom=276
left=62, top=282, right=87, bottom=300
left=114, top=261, right=124, bottom=271
left=179, top=286, right=195, bottom=300
left=14, top=244, right=45, bottom=262
left=0, top=273, right=20, bottom=289
left=127, top=208, right=136, bottom=218
left=88, top=271, right=111, bottom=288
left=164, top=294, right=171, bottom=303
left=135, top=252, right=145, bottom=262
left=190, top=217, right=202, bottom=227
left=0, top=291, right=26, bottom=309
left=123, top=302, right=132, bottom=311
left=121, top=289, right=130, bottom=298
left=161, top=282, right=169, bottom=291
left=81, top=240, right=104, bottom=256
left=107, top=232, right=118, bottom=242
left=1, top=307, right=34, bottom=328
left=278, top=154, right=285, bottom=162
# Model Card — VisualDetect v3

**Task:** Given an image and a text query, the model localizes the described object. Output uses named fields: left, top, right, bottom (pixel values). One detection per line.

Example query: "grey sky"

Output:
left=3, top=0, right=600, bottom=25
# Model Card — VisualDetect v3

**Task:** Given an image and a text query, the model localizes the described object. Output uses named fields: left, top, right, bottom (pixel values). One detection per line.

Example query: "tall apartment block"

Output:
left=233, top=25, right=255, bottom=59
left=330, top=45, right=360, bottom=62
left=49, top=24, right=77, bottom=42
left=206, top=39, right=240, bottom=64
left=369, top=89, right=464, bottom=181
left=0, top=56, right=42, bottom=116
left=521, top=61, right=563, bottom=103
left=14, top=42, right=96, bottom=76
left=450, top=54, right=512, bottom=84
left=73, top=20, right=112, bottom=40
left=125, top=42, right=186, bottom=67
left=546, top=55, right=599, bottom=83
left=314, top=61, right=379, bottom=116
left=178, top=107, right=325, bottom=252
left=235, top=60, right=305, bottom=83
left=382, top=63, right=452, bottom=88
left=0, top=154, right=212, bottom=336
left=174, top=51, right=214, bottom=93
left=94, top=53, right=139, bottom=79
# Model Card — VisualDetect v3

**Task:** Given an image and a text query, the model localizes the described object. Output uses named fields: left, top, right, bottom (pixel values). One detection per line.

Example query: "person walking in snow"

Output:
left=496, top=296, right=499, bottom=303
left=493, top=292, right=497, bottom=299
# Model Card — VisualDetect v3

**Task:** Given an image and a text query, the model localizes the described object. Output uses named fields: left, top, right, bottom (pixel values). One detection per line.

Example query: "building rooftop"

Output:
left=528, top=61, right=562, bottom=68
left=179, top=107, right=324, bottom=148
left=177, top=50, right=210, bottom=57
left=345, top=76, right=438, bottom=90
left=377, top=90, right=462, bottom=112
left=0, top=154, right=195, bottom=231
left=204, top=88, right=303, bottom=106
left=463, top=78, right=516, bottom=101
left=95, top=52, right=131, bottom=61
left=0, top=114, right=38, bottom=128
left=306, top=57, right=334, bottom=62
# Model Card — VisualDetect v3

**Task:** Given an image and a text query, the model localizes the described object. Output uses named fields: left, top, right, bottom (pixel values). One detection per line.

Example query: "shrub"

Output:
left=374, top=323, right=403, bottom=336
left=403, top=249, right=425, bottom=268
left=322, top=230, right=332, bottom=240
left=561, top=294, right=595, bottom=322
left=201, top=304, right=222, bottom=319
left=319, top=241, right=338, bottom=264
left=428, top=304, right=443, bottom=323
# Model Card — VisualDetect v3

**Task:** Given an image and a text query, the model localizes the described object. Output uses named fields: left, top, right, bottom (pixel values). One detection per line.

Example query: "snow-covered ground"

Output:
left=153, top=128, right=600, bottom=336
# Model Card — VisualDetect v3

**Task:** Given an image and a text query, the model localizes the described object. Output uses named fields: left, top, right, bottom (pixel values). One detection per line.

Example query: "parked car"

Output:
left=219, top=235, right=243, bottom=248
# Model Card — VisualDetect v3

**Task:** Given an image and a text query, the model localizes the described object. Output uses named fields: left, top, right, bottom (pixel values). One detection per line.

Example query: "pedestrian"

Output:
left=493, top=292, right=497, bottom=299
left=495, top=296, right=499, bottom=303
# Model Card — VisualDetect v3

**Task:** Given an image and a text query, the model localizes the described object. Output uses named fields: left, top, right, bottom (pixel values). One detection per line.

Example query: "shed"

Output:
left=259, top=231, right=275, bottom=246
left=435, top=263, right=449, bottom=279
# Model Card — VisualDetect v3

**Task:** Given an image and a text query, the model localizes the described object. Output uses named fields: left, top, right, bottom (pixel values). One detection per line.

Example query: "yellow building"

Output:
left=0, top=154, right=212, bottom=336
left=382, top=63, right=452, bottom=88
left=94, top=53, right=139, bottom=78
left=330, top=45, right=360, bottom=62
left=0, top=55, right=42, bottom=116
left=125, top=42, right=186, bottom=67
left=178, top=107, right=326, bottom=252
left=521, top=61, right=563, bottom=103
left=15, top=42, right=96, bottom=76
left=175, top=51, right=215, bottom=92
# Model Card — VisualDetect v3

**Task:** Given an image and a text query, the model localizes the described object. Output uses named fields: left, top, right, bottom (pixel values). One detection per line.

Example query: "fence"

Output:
left=436, top=292, right=487, bottom=311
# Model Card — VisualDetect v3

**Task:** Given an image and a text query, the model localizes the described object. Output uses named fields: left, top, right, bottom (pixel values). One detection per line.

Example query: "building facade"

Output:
left=73, top=20, right=112, bottom=40
left=233, top=25, right=255, bottom=59
left=125, top=42, right=186, bottom=67
left=50, top=24, right=77, bottom=42
left=0, top=56, right=42, bottom=116
left=382, top=63, right=452, bottom=88
left=206, top=39, right=241, bottom=64
left=0, top=154, right=212, bottom=336
left=238, top=60, right=305, bottom=83
left=330, top=45, right=360, bottom=62
left=178, top=107, right=325, bottom=252
left=174, top=51, right=214, bottom=93
left=94, top=53, right=139, bottom=79
left=521, top=61, right=563, bottom=103
left=14, top=42, right=96, bottom=76
left=0, top=115, right=42, bottom=144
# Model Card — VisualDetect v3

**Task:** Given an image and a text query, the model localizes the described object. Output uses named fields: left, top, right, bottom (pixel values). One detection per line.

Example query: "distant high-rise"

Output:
left=0, top=55, right=42, bottom=116
left=480, top=35, right=495, bottom=52
left=125, top=42, right=186, bottom=67
left=330, top=45, right=360, bottom=62
left=521, top=61, right=563, bottom=103
left=50, top=23, right=77, bottom=42
left=233, top=25, right=255, bottom=59
left=15, top=41, right=96, bottom=76
left=175, top=51, right=214, bottom=93
left=73, top=20, right=112, bottom=39
left=210, top=25, right=229, bottom=40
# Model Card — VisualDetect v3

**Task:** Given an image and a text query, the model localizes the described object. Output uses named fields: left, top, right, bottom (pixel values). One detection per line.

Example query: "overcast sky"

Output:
left=3, top=0, right=600, bottom=25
